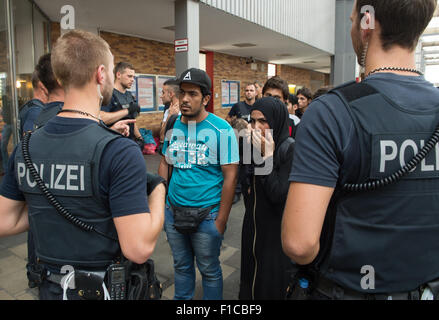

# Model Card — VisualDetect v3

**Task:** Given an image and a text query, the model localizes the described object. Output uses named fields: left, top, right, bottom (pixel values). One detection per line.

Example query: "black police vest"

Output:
left=34, top=102, right=64, bottom=129
left=18, top=99, right=45, bottom=136
left=15, top=123, right=122, bottom=268
left=318, top=81, right=439, bottom=293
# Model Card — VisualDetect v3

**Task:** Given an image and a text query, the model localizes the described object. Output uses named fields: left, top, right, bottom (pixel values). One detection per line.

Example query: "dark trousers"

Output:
left=26, top=230, right=38, bottom=283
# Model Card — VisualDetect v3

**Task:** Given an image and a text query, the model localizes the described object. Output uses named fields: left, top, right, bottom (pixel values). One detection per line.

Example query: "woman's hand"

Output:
left=251, top=128, right=275, bottom=159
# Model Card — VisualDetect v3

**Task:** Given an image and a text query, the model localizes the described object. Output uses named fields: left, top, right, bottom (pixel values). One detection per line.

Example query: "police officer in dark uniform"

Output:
left=0, top=30, right=165, bottom=300
left=100, top=62, right=144, bottom=149
left=18, top=70, right=48, bottom=137
left=282, top=0, right=439, bottom=300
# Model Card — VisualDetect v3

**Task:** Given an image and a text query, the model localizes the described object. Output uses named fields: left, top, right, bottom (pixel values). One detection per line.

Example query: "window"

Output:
left=268, top=63, right=277, bottom=78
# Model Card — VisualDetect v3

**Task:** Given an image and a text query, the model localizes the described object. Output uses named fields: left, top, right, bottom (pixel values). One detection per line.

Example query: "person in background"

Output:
left=18, top=70, right=48, bottom=137
left=287, top=94, right=300, bottom=138
left=295, top=87, right=313, bottom=118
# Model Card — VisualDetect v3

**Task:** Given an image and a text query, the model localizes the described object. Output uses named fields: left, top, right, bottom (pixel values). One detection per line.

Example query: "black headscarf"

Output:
left=251, top=97, right=290, bottom=149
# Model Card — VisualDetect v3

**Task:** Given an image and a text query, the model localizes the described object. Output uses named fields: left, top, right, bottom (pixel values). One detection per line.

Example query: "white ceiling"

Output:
left=34, top=0, right=332, bottom=73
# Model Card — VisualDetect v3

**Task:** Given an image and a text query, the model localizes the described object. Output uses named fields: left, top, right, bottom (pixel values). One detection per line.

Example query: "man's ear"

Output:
left=203, top=94, right=211, bottom=107
left=97, top=64, right=106, bottom=85
left=38, top=81, right=49, bottom=97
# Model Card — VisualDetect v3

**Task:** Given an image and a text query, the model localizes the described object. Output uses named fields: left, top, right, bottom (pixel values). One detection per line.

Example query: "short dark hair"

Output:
left=313, top=86, right=332, bottom=100
left=114, top=62, right=134, bottom=77
left=36, top=53, right=60, bottom=93
left=31, top=70, right=40, bottom=89
left=296, top=87, right=312, bottom=100
left=164, top=78, right=180, bottom=96
left=262, top=76, right=289, bottom=101
left=288, top=94, right=298, bottom=106
left=245, top=83, right=256, bottom=90
left=355, top=0, right=436, bottom=51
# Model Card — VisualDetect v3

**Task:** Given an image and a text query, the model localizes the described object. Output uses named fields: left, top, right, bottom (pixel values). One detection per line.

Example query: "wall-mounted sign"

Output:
left=221, top=80, right=240, bottom=107
left=175, top=38, right=188, bottom=53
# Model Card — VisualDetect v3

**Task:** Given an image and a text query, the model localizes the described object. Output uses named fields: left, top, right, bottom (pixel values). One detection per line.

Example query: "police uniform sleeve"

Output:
left=289, top=95, right=357, bottom=188
left=0, top=147, right=25, bottom=201
left=100, top=139, right=150, bottom=218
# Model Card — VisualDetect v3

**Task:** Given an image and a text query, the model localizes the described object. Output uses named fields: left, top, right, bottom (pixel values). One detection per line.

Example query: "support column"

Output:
left=6, top=0, right=19, bottom=145
left=175, top=0, right=200, bottom=77
left=332, top=0, right=357, bottom=86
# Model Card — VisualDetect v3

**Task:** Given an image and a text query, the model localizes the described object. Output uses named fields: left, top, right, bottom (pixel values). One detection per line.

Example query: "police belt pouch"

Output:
left=75, top=269, right=106, bottom=300
left=171, top=204, right=213, bottom=234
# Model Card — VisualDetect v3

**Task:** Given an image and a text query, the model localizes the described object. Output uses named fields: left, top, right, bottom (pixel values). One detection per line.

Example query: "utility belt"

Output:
left=30, top=259, right=162, bottom=300
left=286, top=270, right=439, bottom=300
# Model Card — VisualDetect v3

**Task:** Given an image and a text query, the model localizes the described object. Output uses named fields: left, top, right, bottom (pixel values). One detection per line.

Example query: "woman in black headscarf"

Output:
left=239, top=97, right=295, bottom=300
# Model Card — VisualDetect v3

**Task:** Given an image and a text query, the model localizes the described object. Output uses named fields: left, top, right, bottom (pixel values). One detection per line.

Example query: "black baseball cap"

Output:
left=178, top=68, right=212, bottom=95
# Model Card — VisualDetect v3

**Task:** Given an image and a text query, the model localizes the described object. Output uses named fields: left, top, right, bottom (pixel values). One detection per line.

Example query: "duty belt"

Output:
left=46, top=271, right=65, bottom=285
left=315, top=276, right=423, bottom=300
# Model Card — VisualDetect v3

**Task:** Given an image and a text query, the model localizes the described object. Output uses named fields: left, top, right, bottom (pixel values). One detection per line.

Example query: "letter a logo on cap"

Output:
left=183, top=72, right=191, bottom=81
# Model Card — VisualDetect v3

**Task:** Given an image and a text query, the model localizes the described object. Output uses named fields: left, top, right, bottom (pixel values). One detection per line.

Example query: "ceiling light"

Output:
left=232, top=43, right=257, bottom=48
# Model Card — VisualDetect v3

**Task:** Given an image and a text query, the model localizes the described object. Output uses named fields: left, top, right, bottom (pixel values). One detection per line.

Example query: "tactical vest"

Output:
left=15, top=123, right=122, bottom=268
left=317, top=81, right=439, bottom=293
left=18, top=99, right=45, bottom=136
left=34, top=102, right=64, bottom=129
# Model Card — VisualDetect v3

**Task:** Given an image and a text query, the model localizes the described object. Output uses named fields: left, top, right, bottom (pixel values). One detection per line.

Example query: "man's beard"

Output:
left=102, top=83, right=114, bottom=106
left=121, top=81, right=132, bottom=90
left=181, top=103, right=203, bottom=119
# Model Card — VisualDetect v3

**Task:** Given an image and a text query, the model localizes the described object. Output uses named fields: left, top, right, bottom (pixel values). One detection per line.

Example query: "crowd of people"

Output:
left=0, top=0, right=439, bottom=302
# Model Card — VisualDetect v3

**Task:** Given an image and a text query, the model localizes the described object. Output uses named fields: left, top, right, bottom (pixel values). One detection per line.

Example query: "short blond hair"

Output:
left=51, top=29, right=112, bottom=89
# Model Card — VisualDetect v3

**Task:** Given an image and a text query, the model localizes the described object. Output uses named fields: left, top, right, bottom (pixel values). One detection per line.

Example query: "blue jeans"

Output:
left=164, top=207, right=224, bottom=300
left=1, top=123, right=12, bottom=172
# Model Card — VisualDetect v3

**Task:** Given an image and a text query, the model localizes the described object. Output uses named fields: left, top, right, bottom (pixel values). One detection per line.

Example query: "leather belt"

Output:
left=315, top=276, right=422, bottom=300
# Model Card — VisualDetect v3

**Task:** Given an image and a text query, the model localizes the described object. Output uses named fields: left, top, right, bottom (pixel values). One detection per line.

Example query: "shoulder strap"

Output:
left=332, top=82, right=378, bottom=104
left=165, top=114, right=178, bottom=134
left=164, top=114, right=179, bottom=189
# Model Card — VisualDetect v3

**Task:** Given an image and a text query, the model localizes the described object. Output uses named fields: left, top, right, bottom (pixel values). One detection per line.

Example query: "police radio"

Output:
left=107, top=264, right=126, bottom=300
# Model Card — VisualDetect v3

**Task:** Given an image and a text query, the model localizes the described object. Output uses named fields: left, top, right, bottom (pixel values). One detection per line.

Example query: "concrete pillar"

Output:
left=332, top=0, right=357, bottom=86
left=175, top=0, right=200, bottom=77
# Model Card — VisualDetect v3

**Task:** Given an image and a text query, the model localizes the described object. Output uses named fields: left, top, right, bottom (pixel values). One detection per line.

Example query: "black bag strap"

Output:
left=21, top=131, right=118, bottom=242
left=164, top=114, right=179, bottom=187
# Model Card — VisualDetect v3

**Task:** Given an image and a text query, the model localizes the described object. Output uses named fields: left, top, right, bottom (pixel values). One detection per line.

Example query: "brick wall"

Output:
left=213, top=52, right=268, bottom=119
left=50, top=23, right=329, bottom=136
